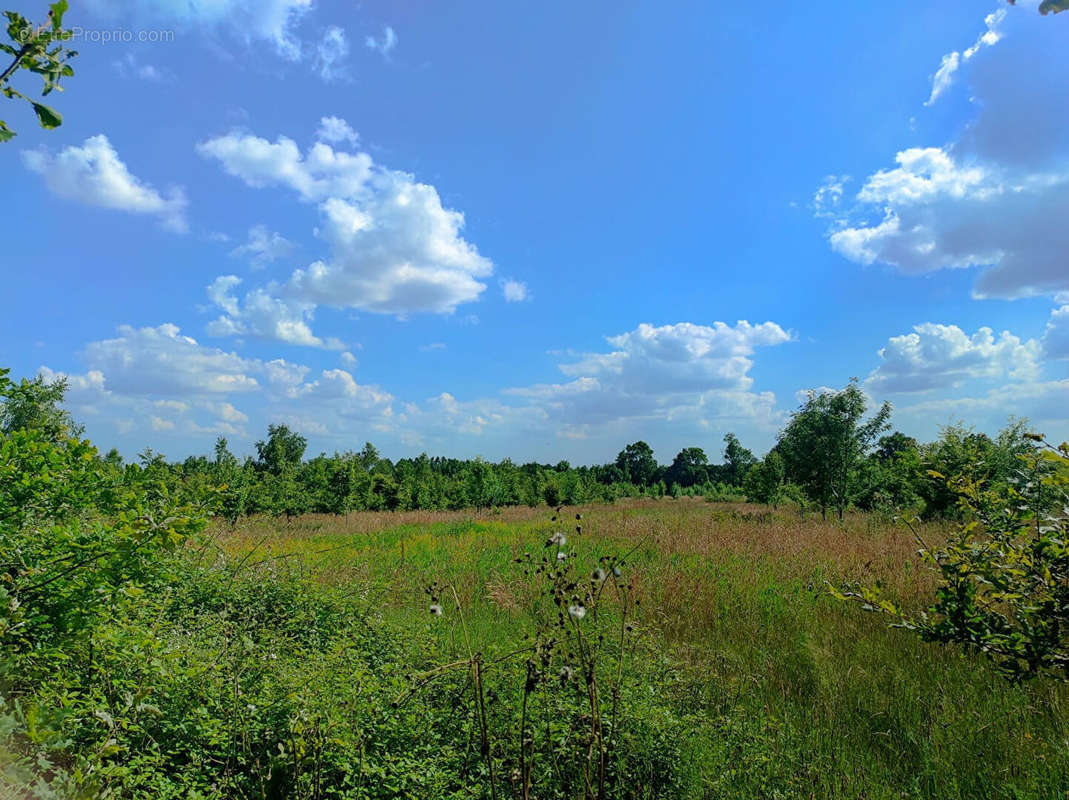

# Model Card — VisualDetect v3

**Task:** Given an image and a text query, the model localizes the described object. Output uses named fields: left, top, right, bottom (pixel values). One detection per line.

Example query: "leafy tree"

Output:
left=1, top=1, right=76, bottom=141
left=722, top=432, right=757, bottom=486
left=666, top=447, right=708, bottom=488
left=743, top=451, right=786, bottom=508
left=615, top=441, right=658, bottom=486
left=778, top=380, right=892, bottom=520
left=255, top=424, right=307, bottom=476
left=837, top=436, right=1069, bottom=682
left=0, top=372, right=81, bottom=440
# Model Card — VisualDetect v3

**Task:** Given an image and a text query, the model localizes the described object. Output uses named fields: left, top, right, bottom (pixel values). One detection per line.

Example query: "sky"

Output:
left=1, top=0, right=1067, bottom=464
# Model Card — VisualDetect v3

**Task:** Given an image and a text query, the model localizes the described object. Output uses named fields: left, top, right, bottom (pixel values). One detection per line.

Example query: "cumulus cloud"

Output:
left=1042, top=305, right=1069, bottom=359
left=22, top=135, right=187, bottom=232
left=504, top=321, right=791, bottom=435
left=230, top=224, right=295, bottom=269
left=43, top=323, right=393, bottom=441
left=866, top=322, right=1041, bottom=394
left=196, top=133, right=373, bottom=201
left=316, top=116, right=359, bottom=146
left=84, top=0, right=313, bottom=61
left=198, top=128, right=493, bottom=338
left=501, top=279, right=530, bottom=303
left=822, top=6, right=1069, bottom=300
left=205, top=276, right=344, bottom=349
left=365, top=26, right=397, bottom=57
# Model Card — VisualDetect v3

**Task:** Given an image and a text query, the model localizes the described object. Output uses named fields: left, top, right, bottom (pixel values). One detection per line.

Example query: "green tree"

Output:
left=0, top=372, right=81, bottom=440
left=1, top=2, right=76, bottom=141
left=666, top=447, right=708, bottom=488
left=615, top=441, right=658, bottom=486
left=722, top=432, right=757, bottom=486
left=255, top=424, right=307, bottom=476
left=743, top=450, right=786, bottom=509
left=778, top=380, right=892, bottom=520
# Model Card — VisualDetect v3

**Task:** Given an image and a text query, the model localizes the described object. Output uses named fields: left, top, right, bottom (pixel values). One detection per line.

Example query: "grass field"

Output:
left=210, top=498, right=1068, bottom=799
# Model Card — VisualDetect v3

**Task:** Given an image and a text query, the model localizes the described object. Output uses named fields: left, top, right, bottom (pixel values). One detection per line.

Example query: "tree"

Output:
left=743, top=451, right=786, bottom=509
left=615, top=441, right=658, bottom=486
left=722, top=433, right=757, bottom=486
left=255, top=424, right=307, bottom=476
left=0, top=372, right=81, bottom=440
left=778, top=380, right=892, bottom=520
left=1, top=2, right=76, bottom=141
left=666, top=447, right=708, bottom=488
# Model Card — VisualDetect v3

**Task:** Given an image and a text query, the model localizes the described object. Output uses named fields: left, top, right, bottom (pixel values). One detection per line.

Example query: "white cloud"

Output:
left=925, top=9, right=1005, bottom=106
left=504, top=321, right=792, bottom=435
left=365, top=26, right=397, bottom=57
left=197, top=133, right=374, bottom=202
left=823, top=7, right=1069, bottom=300
left=340, top=351, right=358, bottom=366
left=230, top=224, right=295, bottom=269
left=1042, top=305, right=1069, bottom=359
left=84, top=323, right=264, bottom=396
left=84, top=0, right=313, bottom=61
left=316, top=116, right=359, bottom=146
left=866, top=322, right=1041, bottom=394
left=896, top=379, right=1069, bottom=438
left=205, top=276, right=344, bottom=349
left=198, top=128, right=494, bottom=334
left=315, top=26, right=351, bottom=83
left=22, top=135, right=187, bottom=232
left=926, top=51, right=961, bottom=107
left=501, top=279, right=530, bottom=303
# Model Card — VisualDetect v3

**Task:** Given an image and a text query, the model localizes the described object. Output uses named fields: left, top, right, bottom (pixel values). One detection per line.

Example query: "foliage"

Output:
left=1008, top=0, right=1069, bottom=14
left=778, top=380, right=892, bottom=520
left=836, top=436, right=1069, bottom=682
left=743, top=450, right=785, bottom=508
left=0, top=1, right=75, bottom=141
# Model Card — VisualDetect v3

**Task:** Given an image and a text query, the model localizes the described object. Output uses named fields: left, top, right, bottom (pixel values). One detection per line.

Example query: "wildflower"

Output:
left=429, top=603, right=443, bottom=616
left=591, top=568, right=606, bottom=582
left=557, top=551, right=568, bottom=561
left=568, top=603, right=586, bottom=619
left=547, top=532, right=567, bottom=547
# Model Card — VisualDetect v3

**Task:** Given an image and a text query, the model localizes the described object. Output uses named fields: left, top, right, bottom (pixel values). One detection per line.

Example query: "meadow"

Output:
left=199, top=498, right=1068, bottom=799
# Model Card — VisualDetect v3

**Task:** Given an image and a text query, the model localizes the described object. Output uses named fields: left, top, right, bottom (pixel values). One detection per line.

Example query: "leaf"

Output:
left=49, top=1, right=68, bottom=29
left=1039, top=0, right=1069, bottom=13
left=30, top=101, right=61, bottom=129
left=0, top=120, right=13, bottom=142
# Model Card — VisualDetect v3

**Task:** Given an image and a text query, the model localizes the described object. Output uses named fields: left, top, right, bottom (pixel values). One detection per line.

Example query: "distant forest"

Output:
left=4, top=371, right=1040, bottom=524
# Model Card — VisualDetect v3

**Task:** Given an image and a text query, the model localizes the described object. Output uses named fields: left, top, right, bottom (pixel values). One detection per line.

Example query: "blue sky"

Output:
left=2, top=0, right=1067, bottom=463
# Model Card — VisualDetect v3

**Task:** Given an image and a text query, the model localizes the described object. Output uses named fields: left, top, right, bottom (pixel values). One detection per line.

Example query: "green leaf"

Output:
left=49, top=1, right=68, bottom=29
left=0, top=120, right=13, bottom=142
left=1039, top=0, right=1069, bottom=13
left=30, top=101, right=61, bottom=129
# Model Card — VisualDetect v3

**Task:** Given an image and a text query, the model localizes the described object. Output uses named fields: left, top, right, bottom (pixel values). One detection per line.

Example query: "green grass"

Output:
left=207, top=499, right=1069, bottom=799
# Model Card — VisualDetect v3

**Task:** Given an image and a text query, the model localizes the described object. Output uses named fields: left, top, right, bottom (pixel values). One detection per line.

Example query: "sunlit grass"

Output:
left=213, top=498, right=1069, bottom=799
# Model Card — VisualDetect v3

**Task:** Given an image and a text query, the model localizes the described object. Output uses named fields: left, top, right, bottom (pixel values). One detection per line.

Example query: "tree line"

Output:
left=0, top=371, right=1045, bottom=525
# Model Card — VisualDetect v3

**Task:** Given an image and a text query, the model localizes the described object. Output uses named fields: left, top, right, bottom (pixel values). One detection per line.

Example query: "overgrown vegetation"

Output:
left=1, top=366, right=1067, bottom=798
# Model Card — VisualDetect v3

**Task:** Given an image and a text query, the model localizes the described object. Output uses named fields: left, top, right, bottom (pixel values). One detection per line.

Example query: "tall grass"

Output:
left=211, top=498, right=1068, bottom=799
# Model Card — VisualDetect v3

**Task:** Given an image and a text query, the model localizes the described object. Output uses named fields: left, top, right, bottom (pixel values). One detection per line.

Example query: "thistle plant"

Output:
left=404, top=508, right=642, bottom=799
